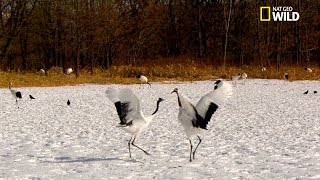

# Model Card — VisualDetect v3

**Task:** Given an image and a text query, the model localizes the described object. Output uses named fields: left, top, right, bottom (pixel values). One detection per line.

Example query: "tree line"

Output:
left=0, top=0, right=319, bottom=76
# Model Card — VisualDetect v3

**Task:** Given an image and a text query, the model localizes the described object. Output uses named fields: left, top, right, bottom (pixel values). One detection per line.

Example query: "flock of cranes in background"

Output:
left=38, top=67, right=73, bottom=76
left=7, top=67, right=150, bottom=108
left=5, top=66, right=317, bottom=161
left=12, top=67, right=74, bottom=106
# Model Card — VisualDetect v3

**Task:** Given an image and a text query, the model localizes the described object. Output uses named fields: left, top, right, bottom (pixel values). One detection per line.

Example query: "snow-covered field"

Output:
left=0, top=79, right=320, bottom=179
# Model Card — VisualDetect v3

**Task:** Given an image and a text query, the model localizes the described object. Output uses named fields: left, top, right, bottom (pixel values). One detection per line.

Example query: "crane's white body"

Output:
left=138, top=75, right=148, bottom=83
left=241, top=73, right=247, bottom=80
left=39, top=69, right=46, bottom=75
left=232, top=74, right=240, bottom=86
left=121, top=116, right=154, bottom=136
left=136, top=75, right=151, bottom=88
left=305, top=68, right=312, bottom=73
left=66, top=68, right=73, bottom=75
left=175, top=93, right=206, bottom=139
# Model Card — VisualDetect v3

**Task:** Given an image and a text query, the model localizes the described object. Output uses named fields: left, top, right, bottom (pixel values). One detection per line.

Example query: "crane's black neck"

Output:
left=152, top=99, right=162, bottom=115
left=173, top=92, right=181, bottom=107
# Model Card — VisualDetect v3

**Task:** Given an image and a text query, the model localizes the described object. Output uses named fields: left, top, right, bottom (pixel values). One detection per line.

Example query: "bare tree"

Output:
left=223, top=0, right=232, bottom=69
left=0, top=0, right=319, bottom=71
left=0, top=0, right=37, bottom=70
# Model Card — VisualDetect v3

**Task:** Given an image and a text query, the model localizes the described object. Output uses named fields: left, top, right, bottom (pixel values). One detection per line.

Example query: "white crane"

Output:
left=262, top=67, right=267, bottom=71
left=105, top=87, right=164, bottom=158
left=38, top=69, right=47, bottom=75
left=66, top=68, right=73, bottom=75
left=8, top=83, right=22, bottom=104
left=231, top=73, right=240, bottom=87
left=284, top=72, right=289, bottom=82
left=39, top=69, right=46, bottom=75
left=171, top=80, right=232, bottom=162
left=305, top=67, right=312, bottom=73
left=136, top=75, right=151, bottom=88
left=241, top=72, right=248, bottom=85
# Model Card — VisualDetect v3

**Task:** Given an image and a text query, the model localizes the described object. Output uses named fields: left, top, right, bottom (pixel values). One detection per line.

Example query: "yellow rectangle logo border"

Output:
left=260, top=7, right=271, bottom=21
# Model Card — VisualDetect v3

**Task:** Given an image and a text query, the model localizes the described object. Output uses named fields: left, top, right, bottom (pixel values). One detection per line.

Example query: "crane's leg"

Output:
left=189, top=140, right=193, bottom=162
left=16, top=99, right=19, bottom=108
left=192, top=135, right=202, bottom=160
left=131, top=137, right=150, bottom=155
left=128, top=137, right=133, bottom=158
left=147, top=82, right=151, bottom=87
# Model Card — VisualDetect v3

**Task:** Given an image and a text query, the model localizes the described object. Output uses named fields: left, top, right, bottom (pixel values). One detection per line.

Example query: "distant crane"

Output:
left=39, top=69, right=46, bottom=76
left=284, top=72, right=289, bottom=82
left=136, top=75, right=151, bottom=88
left=231, top=73, right=241, bottom=87
left=8, top=82, right=22, bottom=104
left=241, top=72, right=248, bottom=85
left=66, top=68, right=73, bottom=75
left=304, top=68, right=312, bottom=73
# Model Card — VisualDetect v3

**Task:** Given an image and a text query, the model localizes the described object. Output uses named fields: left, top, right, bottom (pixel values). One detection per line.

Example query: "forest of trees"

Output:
left=0, top=0, right=319, bottom=75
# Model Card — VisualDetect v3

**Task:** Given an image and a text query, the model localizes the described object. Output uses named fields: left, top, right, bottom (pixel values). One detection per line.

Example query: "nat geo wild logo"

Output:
left=260, top=6, right=300, bottom=21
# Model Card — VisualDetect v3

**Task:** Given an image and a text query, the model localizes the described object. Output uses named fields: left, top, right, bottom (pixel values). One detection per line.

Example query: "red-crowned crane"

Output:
left=284, top=72, right=289, bottom=83
left=171, top=80, right=232, bottom=162
left=241, top=72, right=248, bottom=85
left=8, top=83, right=22, bottom=105
left=106, top=88, right=164, bottom=158
left=305, top=68, right=312, bottom=73
left=66, top=68, right=73, bottom=75
left=136, top=75, right=151, bottom=88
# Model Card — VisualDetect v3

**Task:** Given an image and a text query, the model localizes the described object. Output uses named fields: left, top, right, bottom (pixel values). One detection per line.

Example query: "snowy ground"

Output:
left=0, top=79, right=320, bottom=179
